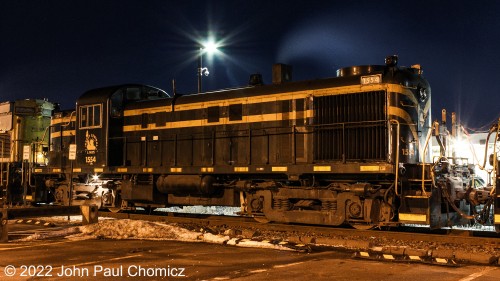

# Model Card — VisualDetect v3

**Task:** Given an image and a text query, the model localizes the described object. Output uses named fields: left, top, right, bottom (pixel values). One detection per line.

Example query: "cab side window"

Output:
left=80, top=104, right=102, bottom=129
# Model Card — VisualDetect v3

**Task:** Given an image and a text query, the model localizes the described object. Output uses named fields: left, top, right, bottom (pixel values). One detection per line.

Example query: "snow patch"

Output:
left=20, top=219, right=298, bottom=252
left=201, top=233, right=230, bottom=244
left=156, top=206, right=240, bottom=216
left=76, top=219, right=201, bottom=241
left=19, top=227, right=81, bottom=242
left=227, top=238, right=296, bottom=251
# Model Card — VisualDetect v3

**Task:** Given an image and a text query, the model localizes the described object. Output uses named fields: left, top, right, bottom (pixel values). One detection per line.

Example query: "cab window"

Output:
left=125, top=88, right=141, bottom=101
left=80, top=104, right=102, bottom=129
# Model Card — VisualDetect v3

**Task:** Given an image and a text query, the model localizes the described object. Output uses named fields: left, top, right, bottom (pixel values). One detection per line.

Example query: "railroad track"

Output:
left=98, top=210, right=500, bottom=266
left=3, top=208, right=499, bottom=266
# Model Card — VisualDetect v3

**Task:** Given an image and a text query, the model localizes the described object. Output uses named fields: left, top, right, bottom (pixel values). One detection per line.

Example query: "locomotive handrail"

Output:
left=489, top=119, right=500, bottom=197
left=389, top=119, right=400, bottom=196
left=307, top=119, right=387, bottom=128
left=0, top=140, right=7, bottom=189
left=419, top=121, right=437, bottom=196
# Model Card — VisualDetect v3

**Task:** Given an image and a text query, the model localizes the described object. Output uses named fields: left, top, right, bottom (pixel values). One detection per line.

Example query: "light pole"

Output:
left=197, top=47, right=209, bottom=93
left=197, top=41, right=218, bottom=93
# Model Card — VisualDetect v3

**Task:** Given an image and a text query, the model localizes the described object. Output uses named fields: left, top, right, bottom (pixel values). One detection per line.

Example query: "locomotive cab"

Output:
left=75, top=85, right=169, bottom=171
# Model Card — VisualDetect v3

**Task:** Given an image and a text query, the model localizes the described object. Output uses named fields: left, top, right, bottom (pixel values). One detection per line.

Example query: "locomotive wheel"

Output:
left=253, top=215, right=271, bottom=223
left=350, top=223, right=376, bottom=230
left=107, top=207, right=122, bottom=213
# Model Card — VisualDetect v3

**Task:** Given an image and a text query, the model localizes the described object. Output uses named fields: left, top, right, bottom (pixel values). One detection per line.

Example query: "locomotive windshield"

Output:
left=110, top=86, right=169, bottom=118
left=123, top=86, right=169, bottom=101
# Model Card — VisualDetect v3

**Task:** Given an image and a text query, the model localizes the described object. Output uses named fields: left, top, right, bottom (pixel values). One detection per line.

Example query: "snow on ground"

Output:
left=77, top=219, right=201, bottom=241
left=156, top=206, right=241, bottom=216
left=20, top=218, right=296, bottom=252
left=26, top=215, right=83, bottom=224
left=403, top=223, right=496, bottom=232
left=19, top=227, right=82, bottom=241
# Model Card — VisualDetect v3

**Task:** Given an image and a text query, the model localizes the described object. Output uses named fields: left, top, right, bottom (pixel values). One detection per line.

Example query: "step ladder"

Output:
left=0, top=162, right=8, bottom=205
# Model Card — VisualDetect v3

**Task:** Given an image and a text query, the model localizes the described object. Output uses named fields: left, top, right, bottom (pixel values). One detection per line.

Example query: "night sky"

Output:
left=1, top=0, right=499, bottom=130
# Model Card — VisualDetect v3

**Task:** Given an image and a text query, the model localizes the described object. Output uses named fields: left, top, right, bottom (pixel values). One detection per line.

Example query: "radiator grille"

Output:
left=313, top=91, right=387, bottom=161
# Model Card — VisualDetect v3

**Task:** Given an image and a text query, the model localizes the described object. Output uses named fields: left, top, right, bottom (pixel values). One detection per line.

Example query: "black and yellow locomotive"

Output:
left=34, top=56, right=499, bottom=230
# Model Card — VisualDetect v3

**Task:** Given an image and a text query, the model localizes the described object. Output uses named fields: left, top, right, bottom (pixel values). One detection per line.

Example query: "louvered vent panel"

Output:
left=314, top=91, right=387, bottom=161
left=0, top=133, right=11, bottom=161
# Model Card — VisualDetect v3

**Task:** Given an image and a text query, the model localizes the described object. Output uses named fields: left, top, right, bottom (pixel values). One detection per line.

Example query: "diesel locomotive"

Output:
left=3, top=56, right=499, bottom=231
left=0, top=99, right=55, bottom=205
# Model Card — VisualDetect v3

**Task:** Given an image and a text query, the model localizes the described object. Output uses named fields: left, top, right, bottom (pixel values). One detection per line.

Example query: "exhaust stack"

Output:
left=272, top=63, right=292, bottom=84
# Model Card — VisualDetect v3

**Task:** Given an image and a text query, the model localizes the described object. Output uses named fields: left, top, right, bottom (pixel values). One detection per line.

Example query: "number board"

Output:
left=360, top=74, right=382, bottom=85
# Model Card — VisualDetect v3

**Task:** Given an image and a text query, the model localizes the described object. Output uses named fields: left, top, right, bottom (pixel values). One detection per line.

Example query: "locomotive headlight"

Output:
left=453, top=140, right=470, bottom=158
left=36, top=152, right=44, bottom=162
left=92, top=174, right=100, bottom=181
